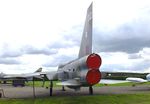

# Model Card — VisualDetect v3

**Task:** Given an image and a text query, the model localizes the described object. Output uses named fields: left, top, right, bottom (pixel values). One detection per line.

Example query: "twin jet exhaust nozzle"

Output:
left=86, top=53, right=102, bottom=85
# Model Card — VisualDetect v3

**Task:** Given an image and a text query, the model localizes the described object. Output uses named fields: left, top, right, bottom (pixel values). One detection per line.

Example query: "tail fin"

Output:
left=0, top=72, right=5, bottom=78
left=34, top=67, right=42, bottom=73
left=78, top=3, right=92, bottom=58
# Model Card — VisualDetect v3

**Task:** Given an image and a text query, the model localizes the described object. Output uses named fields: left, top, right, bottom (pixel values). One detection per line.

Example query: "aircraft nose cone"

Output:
left=146, top=74, right=150, bottom=81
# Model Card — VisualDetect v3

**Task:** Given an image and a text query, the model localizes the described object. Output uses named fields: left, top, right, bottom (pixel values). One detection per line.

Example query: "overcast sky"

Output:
left=0, top=0, right=150, bottom=74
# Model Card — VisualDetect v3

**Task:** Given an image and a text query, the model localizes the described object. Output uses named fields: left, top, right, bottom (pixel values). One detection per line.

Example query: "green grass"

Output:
left=25, top=81, right=133, bottom=88
left=1, top=94, right=150, bottom=104
left=25, top=81, right=60, bottom=87
left=25, top=81, right=150, bottom=88
left=1, top=81, right=150, bottom=104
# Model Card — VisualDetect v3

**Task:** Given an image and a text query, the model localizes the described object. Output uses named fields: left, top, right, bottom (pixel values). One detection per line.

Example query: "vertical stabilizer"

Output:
left=78, top=3, right=92, bottom=58
left=34, top=67, right=42, bottom=73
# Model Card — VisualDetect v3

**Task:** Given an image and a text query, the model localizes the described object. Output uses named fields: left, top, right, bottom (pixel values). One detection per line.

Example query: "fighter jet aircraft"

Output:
left=0, top=67, right=42, bottom=79
left=44, top=3, right=120, bottom=96
left=126, top=73, right=150, bottom=83
left=0, top=68, right=43, bottom=86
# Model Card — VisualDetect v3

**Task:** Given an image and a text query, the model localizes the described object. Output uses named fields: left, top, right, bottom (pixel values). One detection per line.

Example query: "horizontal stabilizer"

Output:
left=126, top=77, right=148, bottom=83
left=57, top=80, right=81, bottom=86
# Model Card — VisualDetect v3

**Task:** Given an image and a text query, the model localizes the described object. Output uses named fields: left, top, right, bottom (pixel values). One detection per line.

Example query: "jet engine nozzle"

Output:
left=86, top=53, right=102, bottom=69
left=86, top=53, right=102, bottom=85
left=86, top=69, right=101, bottom=85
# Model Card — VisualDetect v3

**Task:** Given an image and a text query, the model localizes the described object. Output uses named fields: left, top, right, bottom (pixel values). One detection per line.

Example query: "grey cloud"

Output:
left=48, top=41, right=77, bottom=49
left=43, top=62, right=57, bottom=67
left=47, top=25, right=83, bottom=50
left=0, top=58, right=21, bottom=65
left=128, top=60, right=150, bottom=72
left=0, top=43, right=59, bottom=59
left=0, top=46, right=58, bottom=59
left=101, top=59, right=150, bottom=72
left=97, top=38, right=150, bottom=53
left=48, top=40, right=80, bottom=52
left=93, top=6, right=150, bottom=54
left=128, top=53, right=142, bottom=59
left=142, top=48, right=150, bottom=55
left=23, top=45, right=58, bottom=55
left=0, top=24, right=82, bottom=59
left=43, top=55, right=76, bottom=67
left=63, top=25, right=82, bottom=45
left=101, top=64, right=124, bottom=72
left=0, top=44, right=22, bottom=58
left=1, top=51, right=22, bottom=58
left=52, top=25, right=83, bottom=49
left=93, top=20, right=150, bottom=53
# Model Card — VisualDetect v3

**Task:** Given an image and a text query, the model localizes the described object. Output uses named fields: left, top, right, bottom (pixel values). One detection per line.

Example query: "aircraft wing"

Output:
left=56, top=79, right=81, bottom=86
left=100, top=79, right=129, bottom=84
left=126, top=77, right=148, bottom=83
left=3, top=73, right=41, bottom=79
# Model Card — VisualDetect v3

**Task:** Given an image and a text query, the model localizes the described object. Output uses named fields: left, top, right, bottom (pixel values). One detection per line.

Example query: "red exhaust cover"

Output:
left=86, top=69, right=101, bottom=85
left=86, top=53, right=102, bottom=69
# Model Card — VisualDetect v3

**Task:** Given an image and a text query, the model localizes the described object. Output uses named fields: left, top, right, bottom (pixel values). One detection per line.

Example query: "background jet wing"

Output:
left=126, top=77, right=148, bottom=83
left=3, top=73, right=41, bottom=79
left=56, top=79, right=81, bottom=86
left=100, top=79, right=129, bottom=84
left=3, top=75, right=17, bottom=79
left=2, top=68, right=43, bottom=79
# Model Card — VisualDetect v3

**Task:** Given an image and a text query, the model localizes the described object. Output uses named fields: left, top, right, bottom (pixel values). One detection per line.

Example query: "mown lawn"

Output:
left=1, top=81, right=150, bottom=104
left=1, top=93, right=150, bottom=104
left=25, top=81, right=60, bottom=87
left=25, top=81, right=150, bottom=87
